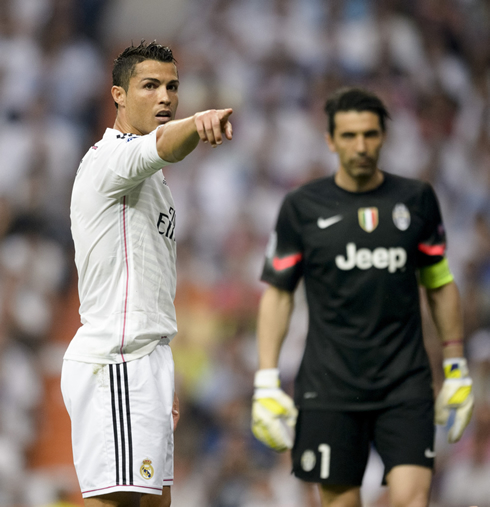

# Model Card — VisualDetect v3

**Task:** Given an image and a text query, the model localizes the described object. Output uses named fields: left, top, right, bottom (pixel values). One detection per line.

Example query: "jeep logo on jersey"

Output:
left=358, top=207, right=379, bottom=232
left=335, top=243, right=407, bottom=273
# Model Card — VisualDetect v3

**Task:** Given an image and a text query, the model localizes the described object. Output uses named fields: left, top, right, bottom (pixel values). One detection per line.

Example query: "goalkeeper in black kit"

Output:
left=252, top=87, right=474, bottom=507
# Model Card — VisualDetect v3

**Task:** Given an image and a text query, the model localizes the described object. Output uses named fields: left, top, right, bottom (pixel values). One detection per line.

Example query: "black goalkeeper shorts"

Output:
left=292, top=400, right=435, bottom=486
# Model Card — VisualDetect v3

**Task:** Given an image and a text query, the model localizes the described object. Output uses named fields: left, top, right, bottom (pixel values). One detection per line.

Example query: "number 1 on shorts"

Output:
left=318, top=443, right=331, bottom=479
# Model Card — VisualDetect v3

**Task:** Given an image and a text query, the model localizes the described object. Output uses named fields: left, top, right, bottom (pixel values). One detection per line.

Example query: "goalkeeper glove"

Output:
left=435, top=357, right=474, bottom=443
left=252, top=368, right=298, bottom=452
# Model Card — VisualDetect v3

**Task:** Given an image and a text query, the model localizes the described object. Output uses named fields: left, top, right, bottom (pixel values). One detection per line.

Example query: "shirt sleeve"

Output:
left=419, top=257, right=454, bottom=289
left=416, top=183, right=447, bottom=269
left=93, top=128, right=170, bottom=198
left=260, top=193, right=304, bottom=292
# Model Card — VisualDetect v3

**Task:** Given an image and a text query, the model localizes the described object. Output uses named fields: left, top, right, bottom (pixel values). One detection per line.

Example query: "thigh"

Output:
left=373, top=400, right=435, bottom=482
left=318, top=484, right=361, bottom=507
left=141, top=487, right=171, bottom=507
left=61, top=344, right=175, bottom=498
left=292, top=410, right=371, bottom=486
left=82, top=488, right=171, bottom=507
left=386, top=465, right=432, bottom=507
left=84, top=491, right=140, bottom=507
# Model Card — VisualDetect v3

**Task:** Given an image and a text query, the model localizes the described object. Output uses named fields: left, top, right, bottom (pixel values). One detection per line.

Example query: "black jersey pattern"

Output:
left=261, top=172, right=447, bottom=410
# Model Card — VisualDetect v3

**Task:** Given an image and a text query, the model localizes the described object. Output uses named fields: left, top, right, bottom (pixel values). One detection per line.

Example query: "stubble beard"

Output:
left=346, top=159, right=377, bottom=182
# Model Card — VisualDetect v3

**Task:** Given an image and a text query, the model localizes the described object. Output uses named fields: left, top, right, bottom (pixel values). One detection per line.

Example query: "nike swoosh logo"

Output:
left=424, top=448, right=436, bottom=458
left=317, top=215, right=343, bottom=229
left=304, top=392, right=318, bottom=399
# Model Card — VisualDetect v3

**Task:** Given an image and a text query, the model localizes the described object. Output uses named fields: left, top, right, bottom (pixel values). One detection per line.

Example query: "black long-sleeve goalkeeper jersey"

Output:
left=261, top=172, right=448, bottom=410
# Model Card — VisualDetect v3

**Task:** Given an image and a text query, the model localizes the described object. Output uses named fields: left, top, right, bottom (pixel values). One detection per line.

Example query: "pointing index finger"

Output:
left=220, top=108, right=233, bottom=141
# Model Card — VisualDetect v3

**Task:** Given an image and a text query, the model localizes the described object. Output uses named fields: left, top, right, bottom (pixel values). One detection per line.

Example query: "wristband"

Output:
left=254, top=369, right=280, bottom=388
left=442, top=340, right=463, bottom=347
left=443, top=357, right=469, bottom=379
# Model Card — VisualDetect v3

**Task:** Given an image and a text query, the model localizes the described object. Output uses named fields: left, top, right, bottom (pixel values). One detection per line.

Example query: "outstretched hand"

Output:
left=194, top=108, right=233, bottom=147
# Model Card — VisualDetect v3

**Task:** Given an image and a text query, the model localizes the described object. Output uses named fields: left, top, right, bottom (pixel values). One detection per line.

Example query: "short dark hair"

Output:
left=324, top=87, right=390, bottom=136
left=112, top=40, right=176, bottom=92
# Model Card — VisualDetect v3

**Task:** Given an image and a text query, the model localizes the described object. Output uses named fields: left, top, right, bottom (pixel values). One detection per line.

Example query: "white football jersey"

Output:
left=65, top=128, right=177, bottom=364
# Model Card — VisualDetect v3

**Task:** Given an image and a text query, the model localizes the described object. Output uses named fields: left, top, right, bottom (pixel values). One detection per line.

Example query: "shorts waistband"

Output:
left=159, top=336, right=170, bottom=346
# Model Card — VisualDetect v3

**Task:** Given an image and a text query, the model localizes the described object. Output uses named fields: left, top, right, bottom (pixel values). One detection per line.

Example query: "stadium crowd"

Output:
left=0, top=0, right=489, bottom=505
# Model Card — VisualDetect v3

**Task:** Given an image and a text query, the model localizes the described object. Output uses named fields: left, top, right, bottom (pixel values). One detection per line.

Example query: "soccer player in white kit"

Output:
left=61, top=41, right=233, bottom=507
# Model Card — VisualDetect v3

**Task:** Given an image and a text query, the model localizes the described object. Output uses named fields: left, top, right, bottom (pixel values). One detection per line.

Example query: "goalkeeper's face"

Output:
left=326, top=110, right=385, bottom=183
left=112, top=59, right=179, bottom=136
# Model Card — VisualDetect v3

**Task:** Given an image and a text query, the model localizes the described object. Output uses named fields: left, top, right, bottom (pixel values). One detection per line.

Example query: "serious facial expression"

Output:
left=115, top=59, right=179, bottom=135
left=326, top=111, right=385, bottom=182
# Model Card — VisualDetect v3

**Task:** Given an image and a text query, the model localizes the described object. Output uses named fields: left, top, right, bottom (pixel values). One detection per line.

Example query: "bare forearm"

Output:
left=156, top=116, right=200, bottom=162
left=156, top=108, right=233, bottom=163
left=426, top=281, right=464, bottom=359
left=257, top=286, right=294, bottom=369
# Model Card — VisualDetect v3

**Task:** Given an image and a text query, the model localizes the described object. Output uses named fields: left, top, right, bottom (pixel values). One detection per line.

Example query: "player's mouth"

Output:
left=155, top=110, right=172, bottom=124
left=353, top=158, right=373, bottom=168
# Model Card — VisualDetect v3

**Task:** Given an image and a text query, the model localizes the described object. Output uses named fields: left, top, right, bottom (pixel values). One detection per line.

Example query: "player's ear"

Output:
left=325, top=132, right=337, bottom=153
left=111, top=86, right=126, bottom=108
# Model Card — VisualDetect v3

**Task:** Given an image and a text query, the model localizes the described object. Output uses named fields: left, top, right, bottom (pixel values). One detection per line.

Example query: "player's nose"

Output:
left=158, top=88, right=171, bottom=105
left=355, top=135, right=367, bottom=153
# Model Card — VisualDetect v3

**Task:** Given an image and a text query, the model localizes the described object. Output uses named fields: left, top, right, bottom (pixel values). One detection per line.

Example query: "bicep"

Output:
left=261, top=196, right=305, bottom=291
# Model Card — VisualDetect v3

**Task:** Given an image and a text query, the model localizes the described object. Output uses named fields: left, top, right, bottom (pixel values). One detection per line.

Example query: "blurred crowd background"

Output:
left=0, top=0, right=489, bottom=506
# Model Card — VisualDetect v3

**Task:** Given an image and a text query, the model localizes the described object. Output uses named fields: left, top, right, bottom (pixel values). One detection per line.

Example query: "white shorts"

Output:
left=61, top=343, right=174, bottom=498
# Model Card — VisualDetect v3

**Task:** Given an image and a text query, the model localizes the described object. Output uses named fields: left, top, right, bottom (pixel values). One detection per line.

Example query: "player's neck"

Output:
left=113, top=112, right=143, bottom=136
left=335, top=168, right=384, bottom=193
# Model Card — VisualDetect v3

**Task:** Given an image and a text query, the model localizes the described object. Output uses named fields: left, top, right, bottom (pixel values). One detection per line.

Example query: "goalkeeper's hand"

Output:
left=435, top=357, right=474, bottom=443
left=251, top=369, right=298, bottom=452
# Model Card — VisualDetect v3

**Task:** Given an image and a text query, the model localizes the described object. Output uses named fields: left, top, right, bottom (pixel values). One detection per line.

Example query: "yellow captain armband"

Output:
left=419, top=257, right=454, bottom=289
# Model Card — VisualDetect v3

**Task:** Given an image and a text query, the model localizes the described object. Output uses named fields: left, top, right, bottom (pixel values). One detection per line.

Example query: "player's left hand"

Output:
left=251, top=369, right=298, bottom=452
left=435, top=358, right=474, bottom=443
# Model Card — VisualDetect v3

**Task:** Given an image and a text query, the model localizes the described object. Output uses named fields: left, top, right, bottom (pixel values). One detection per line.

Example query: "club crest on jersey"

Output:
left=140, top=459, right=154, bottom=480
left=358, top=207, right=379, bottom=232
left=301, top=450, right=316, bottom=472
left=393, top=203, right=411, bottom=231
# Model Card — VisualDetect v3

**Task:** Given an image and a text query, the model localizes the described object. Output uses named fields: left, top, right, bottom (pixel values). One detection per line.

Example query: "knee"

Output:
left=386, top=465, right=431, bottom=507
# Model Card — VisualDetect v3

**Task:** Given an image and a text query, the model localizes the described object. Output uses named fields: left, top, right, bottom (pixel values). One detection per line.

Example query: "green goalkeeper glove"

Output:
left=252, top=369, right=298, bottom=452
left=435, top=358, right=474, bottom=443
